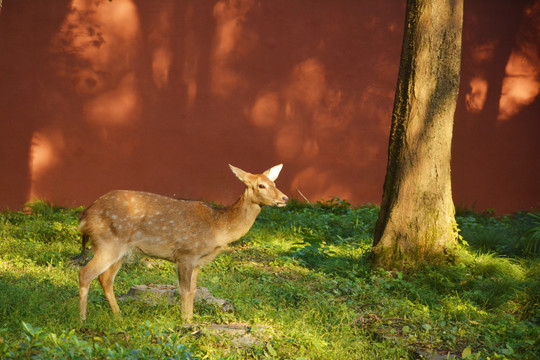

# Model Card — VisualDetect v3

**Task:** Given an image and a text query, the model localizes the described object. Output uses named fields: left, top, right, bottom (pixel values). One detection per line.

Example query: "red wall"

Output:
left=0, top=0, right=538, bottom=214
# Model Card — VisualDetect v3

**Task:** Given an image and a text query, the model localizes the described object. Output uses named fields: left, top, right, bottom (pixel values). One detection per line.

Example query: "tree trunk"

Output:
left=371, top=0, right=463, bottom=270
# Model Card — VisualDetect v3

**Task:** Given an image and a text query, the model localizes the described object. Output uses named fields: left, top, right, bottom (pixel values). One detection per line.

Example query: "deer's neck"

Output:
left=219, top=188, right=261, bottom=244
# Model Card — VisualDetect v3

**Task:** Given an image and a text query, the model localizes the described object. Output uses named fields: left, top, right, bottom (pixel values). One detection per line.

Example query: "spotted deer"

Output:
left=78, top=164, right=288, bottom=321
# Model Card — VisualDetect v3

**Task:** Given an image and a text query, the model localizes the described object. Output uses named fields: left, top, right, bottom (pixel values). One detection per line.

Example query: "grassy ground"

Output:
left=0, top=199, right=538, bottom=359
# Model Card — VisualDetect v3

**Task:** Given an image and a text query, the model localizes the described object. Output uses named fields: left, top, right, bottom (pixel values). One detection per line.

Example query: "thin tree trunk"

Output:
left=371, top=0, right=463, bottom=270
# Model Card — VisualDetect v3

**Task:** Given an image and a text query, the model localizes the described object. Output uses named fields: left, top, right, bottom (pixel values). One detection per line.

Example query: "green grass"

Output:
left=0, top=199, right=538, bottom=359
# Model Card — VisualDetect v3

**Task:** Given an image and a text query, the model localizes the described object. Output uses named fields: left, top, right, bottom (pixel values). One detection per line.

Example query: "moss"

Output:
left=372, top=216, right=458, bottom=271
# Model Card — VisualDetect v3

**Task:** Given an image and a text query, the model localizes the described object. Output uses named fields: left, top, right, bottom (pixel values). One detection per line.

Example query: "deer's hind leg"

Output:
left=98, top=258, right=124, bottom=315
left=79, top=243, right=127, bottom=320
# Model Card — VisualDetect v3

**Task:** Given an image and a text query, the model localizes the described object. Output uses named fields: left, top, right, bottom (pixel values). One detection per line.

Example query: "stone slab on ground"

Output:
left=119, top=284, right=234, bottom=312
left=185, top=323, right=266, bottom=349
left=119, top=285, right=268, bottom=348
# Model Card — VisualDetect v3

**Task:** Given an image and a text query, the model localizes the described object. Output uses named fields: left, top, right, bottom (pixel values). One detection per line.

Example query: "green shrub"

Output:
left=519, top=211, right=540, bottom=256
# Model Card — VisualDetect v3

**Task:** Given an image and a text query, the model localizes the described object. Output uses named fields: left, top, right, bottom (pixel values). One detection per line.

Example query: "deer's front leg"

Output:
left=176, top=260, right=199, bottom=322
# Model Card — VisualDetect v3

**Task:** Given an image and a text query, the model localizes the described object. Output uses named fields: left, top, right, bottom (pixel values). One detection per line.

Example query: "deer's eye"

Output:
left=258, top=184, right=266, bottom=189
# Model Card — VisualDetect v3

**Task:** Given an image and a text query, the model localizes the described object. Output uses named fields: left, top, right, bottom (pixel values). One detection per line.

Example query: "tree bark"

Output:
left=371, top=0, right=463, bottom=270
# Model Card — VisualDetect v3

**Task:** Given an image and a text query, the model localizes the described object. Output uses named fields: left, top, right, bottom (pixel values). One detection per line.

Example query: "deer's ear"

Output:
left=263, top=164, right=283, bottom=181
left=229, top=164, right=249, bottom=182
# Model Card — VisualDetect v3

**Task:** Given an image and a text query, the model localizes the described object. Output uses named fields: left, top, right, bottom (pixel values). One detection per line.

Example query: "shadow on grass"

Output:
left=456, top=211, right=538, bottom=258
left=289, top=244, right=538, bottom=320
left=0, top=271, right=79, bottom=331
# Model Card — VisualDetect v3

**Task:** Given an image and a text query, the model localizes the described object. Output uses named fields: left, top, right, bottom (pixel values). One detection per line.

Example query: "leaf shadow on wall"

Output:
left=0, top=0, right=71, bottom=209
left=453, top=0, right=540, bottom=214
left=3, top=0, right=406, bottom=209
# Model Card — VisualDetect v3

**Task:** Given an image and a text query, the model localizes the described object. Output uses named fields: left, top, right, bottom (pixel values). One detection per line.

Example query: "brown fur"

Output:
left=78, top=164, right=287, bottom=322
